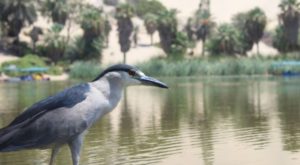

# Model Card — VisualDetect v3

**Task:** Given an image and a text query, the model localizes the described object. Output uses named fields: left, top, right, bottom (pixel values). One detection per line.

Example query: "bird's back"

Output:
left=0, top=83, right=92, bottom=151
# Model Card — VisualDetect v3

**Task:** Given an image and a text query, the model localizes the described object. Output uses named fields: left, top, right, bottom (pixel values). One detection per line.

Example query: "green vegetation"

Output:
left=41, top=24, right=66, bottom=63
left=245, top=7, right=267, bottom=55
left=157, top=9, right=188, bottom=57
left=207, top=24, right=240, bottom=55
left=69, top=61, right=101, bottom=80
left=273, top=25, right=289, bottom=52
left=40, top=0, right=69, bottom=25
left=103, top=0, right=119, bottom=6
left=0, top=0, right=37, bottom=38
left=115, top=3, right=134, bottom=63
left=2, top=54, right=47, bottom=69
left=56, top=54, right=300, bottom=79
left=186, top=2, right=215, bottom=56
left=273, top=0, right=300, bottom=52
left=206, top=7, right=266, bottom=56
left=104, top=16, right=112, bottom=47
left=73, top=5, right=105, bottom=61
left=144, top=13, right=158, bottom=45
left=137, top=57, right=284, bottom=77
left=1, top=0, right=300, bottom=79
left=131, top=0, right=167, bottom=18
left=1, top=54, right=63, bottom=76
left=232, top=13, right=253, bottom=55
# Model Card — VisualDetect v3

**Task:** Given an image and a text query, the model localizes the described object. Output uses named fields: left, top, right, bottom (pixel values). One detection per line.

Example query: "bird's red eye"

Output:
left=128, top=70, right=136, bottom=76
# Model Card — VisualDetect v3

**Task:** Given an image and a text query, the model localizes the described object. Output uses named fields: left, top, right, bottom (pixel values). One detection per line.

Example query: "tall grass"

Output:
left=69, top=56, right=300, bottom=79
left=69, top=61, right=102, bottom=80
left=137, top=57, right=277, bottom=77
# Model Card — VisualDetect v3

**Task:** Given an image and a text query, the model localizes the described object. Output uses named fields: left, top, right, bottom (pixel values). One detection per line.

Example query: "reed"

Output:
left=137, top=57, right=274, bottom=77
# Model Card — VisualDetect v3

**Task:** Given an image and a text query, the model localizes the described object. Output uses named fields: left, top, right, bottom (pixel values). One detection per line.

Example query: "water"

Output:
left=1, top=77, right=300, bottom=165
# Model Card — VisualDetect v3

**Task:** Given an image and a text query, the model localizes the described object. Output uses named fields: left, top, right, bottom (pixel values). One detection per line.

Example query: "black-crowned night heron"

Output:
left=0, top=64, right=168, bottom=165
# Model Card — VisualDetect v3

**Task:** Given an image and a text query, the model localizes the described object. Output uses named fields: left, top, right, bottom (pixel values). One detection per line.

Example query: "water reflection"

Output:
left=276, top=79, right=300, bottom=152
left=1, top=77, right=300, bottom=165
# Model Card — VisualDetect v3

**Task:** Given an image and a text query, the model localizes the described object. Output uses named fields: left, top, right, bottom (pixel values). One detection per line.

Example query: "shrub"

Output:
left=169, top=32, right=189, bottom=57
left=1, top=54, right=47, bottom=69
left=48, top=66, right=64, bottom=75
left=1, top=54, right=65, bottom=76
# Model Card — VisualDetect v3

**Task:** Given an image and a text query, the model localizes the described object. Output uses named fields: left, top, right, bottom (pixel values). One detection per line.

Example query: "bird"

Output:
left=0, top=64, right=168, bottom=165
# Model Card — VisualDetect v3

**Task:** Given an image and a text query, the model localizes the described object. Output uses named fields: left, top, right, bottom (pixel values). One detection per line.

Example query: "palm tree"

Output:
left=115, top=4, right=134, bottom=64
left=157, top=9, right=188, bottom=57
left=232, top=13, right=254, bottom=55
left=273, top=25, right=290, bottom=52
left=144, top=13, right=158, bottom=45
left=278, top=0, right=300, bottom=51
left=207, top=24, right=240, bottom=55
left=184, top=18, right=196, bottom=55
left=40, top=0, right=69, bottom=25
left=185, top=18, right=195, bottom=42
left=245, top=7, right=267, bottom=55
left=157, top=9, right=177, bottom=55
left=0, top=0, right=37, bottom=39
left=104, top=16, right=112, bottom=47
left=77, top=5, right=105, bottom=60
left=194, top=8, right=214, bottom=56
left=29, top=26, right=43, bottom=53
left=133, top=0, right=167, bottom=18
left=43, top=24, right=66, bottom=63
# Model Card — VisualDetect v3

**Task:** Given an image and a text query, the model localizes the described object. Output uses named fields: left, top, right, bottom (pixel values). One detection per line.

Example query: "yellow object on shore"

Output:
left=33, top=74, right=43, bottom=80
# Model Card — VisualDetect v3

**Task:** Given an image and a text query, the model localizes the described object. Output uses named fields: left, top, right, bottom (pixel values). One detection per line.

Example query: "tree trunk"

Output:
left=256, top=42, right=260, bottom=55
left=66, top=19, right=72, bottom=46
left=123, top=52, right=126, bottom=64
left=201, top=39, right=206, bottom=56
left=33, top=42, right=36, bottom=54
left=150, top=34, right=153, bottom=45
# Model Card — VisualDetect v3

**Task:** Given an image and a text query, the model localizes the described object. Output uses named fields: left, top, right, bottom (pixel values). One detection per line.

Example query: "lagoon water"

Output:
left=1, top=77, right=300, bottom=165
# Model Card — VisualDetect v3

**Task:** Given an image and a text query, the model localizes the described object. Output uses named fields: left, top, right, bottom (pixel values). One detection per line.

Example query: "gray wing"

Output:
left=0, top=83, right=90, bottom=151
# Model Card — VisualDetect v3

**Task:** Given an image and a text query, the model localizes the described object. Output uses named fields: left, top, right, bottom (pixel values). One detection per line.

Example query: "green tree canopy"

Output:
left=130, top=0, right=167, bottom=18
left=144, top=13, right=158, bottom=45
left=40, top=0, right=69, bottom=25
left=207, top=24, right=240, bottom=55
left=0, top=0, right=37, bottom=38
left=245, top=7, right=267, bottom=54
left=42, top=24, right=66, bottom=63
left=232, top=13, right=254, bottom=55
left=157, top=9, right=188, bottom=57
left=192, top=4, right=215, bottom=55
left=276, top=0, right=300, bottom=51
left=232, top=7, right=267, bottom=55
left=69, top=5, right=105, bottom=61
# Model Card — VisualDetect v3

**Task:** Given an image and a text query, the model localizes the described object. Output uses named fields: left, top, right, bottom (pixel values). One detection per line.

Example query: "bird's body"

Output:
left=0, top=64, right=167, bottom=165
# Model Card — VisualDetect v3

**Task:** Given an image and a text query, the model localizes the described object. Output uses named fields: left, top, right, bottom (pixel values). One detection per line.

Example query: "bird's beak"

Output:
left=136, top=76, right=168, bottom=88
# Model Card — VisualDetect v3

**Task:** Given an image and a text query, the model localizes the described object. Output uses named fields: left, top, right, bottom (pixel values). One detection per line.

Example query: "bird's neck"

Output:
left=90, top=75, right=124, bottom=109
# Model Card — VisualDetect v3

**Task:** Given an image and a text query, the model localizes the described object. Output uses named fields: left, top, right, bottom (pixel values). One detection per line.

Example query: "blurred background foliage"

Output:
left=0, top=0, right=300, bottom=77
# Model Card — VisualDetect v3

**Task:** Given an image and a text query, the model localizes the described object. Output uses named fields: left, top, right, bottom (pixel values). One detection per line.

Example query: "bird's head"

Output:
left=93, top=64, right=168, bottom=88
